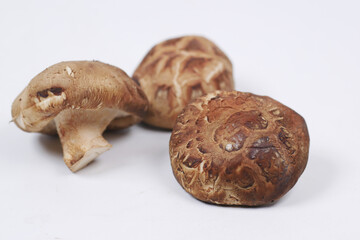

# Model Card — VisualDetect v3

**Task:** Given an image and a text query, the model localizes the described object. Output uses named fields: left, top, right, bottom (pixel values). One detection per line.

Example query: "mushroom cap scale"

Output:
left=133, top=35, right=234, bottom=129
left=170, top=91, right=310, bottom=206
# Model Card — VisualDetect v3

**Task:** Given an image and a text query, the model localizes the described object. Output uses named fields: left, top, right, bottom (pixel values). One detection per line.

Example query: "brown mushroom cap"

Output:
left=133, top=35, right=234, bottom=129
left=12, top=61, right=148, bottom=172
left=12, top=61, right=148, bottom=133
left=170, top=91, right=310, bottom=206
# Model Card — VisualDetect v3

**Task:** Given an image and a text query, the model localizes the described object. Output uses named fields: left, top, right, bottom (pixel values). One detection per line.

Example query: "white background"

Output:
left=1, top=0, right=359, bottom=239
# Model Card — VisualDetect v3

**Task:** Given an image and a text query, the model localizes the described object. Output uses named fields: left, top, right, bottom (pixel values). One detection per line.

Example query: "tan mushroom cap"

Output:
left=133, top=35, right=234, bottom=129
left=170, top=91, right=310, bottom=206
left=12, top=61, right=148, bottom=172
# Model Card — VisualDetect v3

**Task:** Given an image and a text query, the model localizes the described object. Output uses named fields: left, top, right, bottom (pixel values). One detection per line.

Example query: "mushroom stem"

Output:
left=54, top=108, right=118, bottom=172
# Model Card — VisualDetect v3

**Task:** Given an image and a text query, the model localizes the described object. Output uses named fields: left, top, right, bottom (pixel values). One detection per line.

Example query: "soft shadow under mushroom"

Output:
left=102, top=128, right=131, bottom=142
left=138, top=122, right=172, bottom=132
left=37, top=134, right=62, bottom=156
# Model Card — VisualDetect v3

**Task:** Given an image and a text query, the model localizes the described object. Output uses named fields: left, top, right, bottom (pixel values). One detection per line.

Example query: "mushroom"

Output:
left=133, top=35, right=234, bottom=129
left=12, top=61, right=148, bottom=172
left=169, top=91, right=310, bottom=206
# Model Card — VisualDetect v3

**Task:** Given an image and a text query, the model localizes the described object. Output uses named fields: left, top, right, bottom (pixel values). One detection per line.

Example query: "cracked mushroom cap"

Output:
left=133, top=35, right=234, bottom=129
left=12, top=61, right=148, bottom=172
left=170, top=91, right=310, bottom=206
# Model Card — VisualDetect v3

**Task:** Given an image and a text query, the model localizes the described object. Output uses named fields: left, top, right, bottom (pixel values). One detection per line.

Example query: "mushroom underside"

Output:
left=48, top=108, right=133, bottom=172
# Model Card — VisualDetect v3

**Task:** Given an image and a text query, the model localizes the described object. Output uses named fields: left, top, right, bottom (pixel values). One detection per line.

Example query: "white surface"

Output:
left=1, top=0, right=359, bottom=239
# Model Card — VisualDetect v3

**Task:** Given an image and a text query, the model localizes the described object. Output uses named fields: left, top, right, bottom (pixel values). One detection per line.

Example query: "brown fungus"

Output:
left=12, top=61, right=148, bottom=172
left=133, top=35, right=234, bottom=129
left=169, top=91, right=310, bottom=206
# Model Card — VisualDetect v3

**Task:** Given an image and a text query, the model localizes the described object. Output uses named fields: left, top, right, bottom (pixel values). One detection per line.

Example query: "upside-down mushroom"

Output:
left=12, top=61, right=148, bottom=172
